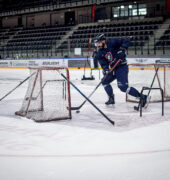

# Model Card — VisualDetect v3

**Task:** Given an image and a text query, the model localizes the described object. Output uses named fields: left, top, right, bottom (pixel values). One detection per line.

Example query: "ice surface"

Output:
left=0, top=68, right=170, bottom=180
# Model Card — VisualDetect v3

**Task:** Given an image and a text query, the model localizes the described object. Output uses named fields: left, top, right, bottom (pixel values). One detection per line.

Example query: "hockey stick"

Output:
left=134, top=66, right=159, bottom=111
left=71, top=59, right=122, bottom=111
left=60, top=72, right=115, bottom=126
left=0, top=72, right=36, bottom=102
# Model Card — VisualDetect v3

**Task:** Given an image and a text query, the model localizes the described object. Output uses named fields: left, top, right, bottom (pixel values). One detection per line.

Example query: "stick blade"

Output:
left=109, top=120, right=115, bottom=126
left=134, top=106, right=139, bottom=111
left=70, top=107, right=81, bottom=110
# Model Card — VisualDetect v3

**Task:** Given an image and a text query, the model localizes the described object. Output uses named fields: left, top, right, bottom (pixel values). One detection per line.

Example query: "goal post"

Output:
left=15, top=67, right=72, bottom=122
left=126, top=63, right=170, bottom=103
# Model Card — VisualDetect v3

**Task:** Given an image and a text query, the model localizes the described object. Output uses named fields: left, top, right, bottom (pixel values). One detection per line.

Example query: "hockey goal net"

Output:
left=126, top=63, right=170, bottom=102
left=15, top=67, right=72, bottom=122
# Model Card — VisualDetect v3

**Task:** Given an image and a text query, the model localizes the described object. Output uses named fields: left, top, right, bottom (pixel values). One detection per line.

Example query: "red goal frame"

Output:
left=126, top=63, right=170, bottom=103
left=15, top=67, right=72, bottom=122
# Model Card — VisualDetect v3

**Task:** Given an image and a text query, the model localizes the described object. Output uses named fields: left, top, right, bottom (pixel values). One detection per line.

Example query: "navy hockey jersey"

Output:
left=96, top=38, right=131, bottom=70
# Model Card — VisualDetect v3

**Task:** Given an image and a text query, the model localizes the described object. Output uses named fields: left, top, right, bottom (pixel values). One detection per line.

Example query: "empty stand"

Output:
left=57, top=18, right=163, bottom=57
left=0, top=25, right=73, bottom=58
left=1, top=17, right=170, bottom=58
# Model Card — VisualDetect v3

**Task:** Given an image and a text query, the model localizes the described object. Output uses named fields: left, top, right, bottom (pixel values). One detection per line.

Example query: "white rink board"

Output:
left=0, top=57, right=170, bottom=68
left=0, top=58, right=68, bottom=67
left=127, top=57, right=170, bottom=64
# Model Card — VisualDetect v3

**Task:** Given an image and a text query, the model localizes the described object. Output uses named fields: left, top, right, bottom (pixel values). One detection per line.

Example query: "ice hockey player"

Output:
left=94, top=34, right=147, bottom=107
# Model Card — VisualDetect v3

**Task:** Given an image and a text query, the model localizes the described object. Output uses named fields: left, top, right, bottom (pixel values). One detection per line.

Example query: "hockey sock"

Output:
left=126, top=87, right=141, bottom=98
left=103, top=84, right=113, bottom=97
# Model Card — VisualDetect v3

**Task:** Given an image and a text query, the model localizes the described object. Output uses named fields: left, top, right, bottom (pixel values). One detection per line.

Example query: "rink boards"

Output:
left=0, top=57, right=170, bottom=69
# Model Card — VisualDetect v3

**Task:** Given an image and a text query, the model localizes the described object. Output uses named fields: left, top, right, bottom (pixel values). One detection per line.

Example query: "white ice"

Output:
left=0, top=68, right=170, bottom=180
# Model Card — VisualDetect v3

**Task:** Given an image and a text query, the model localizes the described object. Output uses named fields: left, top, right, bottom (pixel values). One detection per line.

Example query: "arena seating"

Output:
left=58, top=19, right=163, bottom=53
left=155, top=25, right=170, bottom=46
left=0, top=25, right=72, bottom=57
left=0, top=18, right=168, bottom=58
left=0, top=0, right=91, bottom=12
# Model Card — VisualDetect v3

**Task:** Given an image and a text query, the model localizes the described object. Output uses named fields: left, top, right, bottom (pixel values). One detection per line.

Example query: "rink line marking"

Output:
left=0, top=67, right=98, bottom=70
left=0, top=67, right=28, bottom=69
left=0, top=67, right=149, bottom=70
left=68, top=67, right=101, bottom=70
left=1, top=67, right=168, bottom=70
left=0, top=148, right=170, bottom=158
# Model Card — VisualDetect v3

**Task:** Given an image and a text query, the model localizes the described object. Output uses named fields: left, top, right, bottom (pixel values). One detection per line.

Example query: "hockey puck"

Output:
left=76, top=110, right=80, bottom=113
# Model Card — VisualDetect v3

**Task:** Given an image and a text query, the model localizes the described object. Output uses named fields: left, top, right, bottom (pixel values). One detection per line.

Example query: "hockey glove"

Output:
left=102, top=69, right=109, bottom=76
left=116, top=48, right=126, bottom=61
left=102, top=68, right=115, bottom=76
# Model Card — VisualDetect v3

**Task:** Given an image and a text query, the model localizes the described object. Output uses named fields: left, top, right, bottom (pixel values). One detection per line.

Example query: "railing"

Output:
left=1, top=37, right=170, bottom=59
left=0, top=0, right=116, bottom=17
left=0, top=0, right=168, bottom=21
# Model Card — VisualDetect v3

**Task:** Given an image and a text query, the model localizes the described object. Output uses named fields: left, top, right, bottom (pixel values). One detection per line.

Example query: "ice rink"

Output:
left=0, top=68, right=170, bottom=180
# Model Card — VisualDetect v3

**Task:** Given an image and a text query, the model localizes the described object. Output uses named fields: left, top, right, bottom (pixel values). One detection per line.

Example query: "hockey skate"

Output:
left=105, top=95, right=115, bottom=105
left=134, top=94, right=147, bottom=111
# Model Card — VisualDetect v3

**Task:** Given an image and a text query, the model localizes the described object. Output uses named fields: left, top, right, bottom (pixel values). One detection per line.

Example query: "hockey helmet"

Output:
left=94, top=34, right=106, bottom=43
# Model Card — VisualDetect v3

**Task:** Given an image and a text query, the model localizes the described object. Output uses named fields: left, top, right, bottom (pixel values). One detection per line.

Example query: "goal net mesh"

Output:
left=15, top=67, right=71, bottom=122
left=126, top=63, right=170, bottom=102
